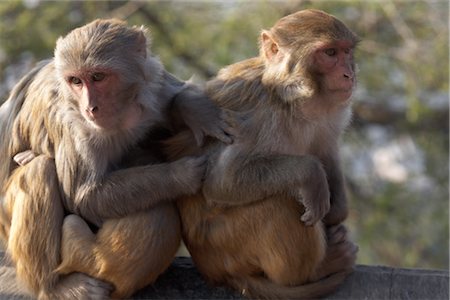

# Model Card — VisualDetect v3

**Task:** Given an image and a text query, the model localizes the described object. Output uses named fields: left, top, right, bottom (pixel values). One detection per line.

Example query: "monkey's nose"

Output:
left=86, top=106, right=99, bottom=119
left=88, top=106, right=99, bottom=113
left=343, top=73, right=353, bottom=80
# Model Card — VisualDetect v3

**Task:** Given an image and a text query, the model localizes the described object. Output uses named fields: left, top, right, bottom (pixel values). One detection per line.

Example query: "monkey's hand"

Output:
left=183, top=103, right=236, bottom=147
left=324, top=224, right=358, bottom=273
left=13, top=150, right=37, bottom=166
left=294, top=177, right=331, bottom=226
left=172, top=85, right=236, bottom=146
left=169, top=155, right=207, bottom=194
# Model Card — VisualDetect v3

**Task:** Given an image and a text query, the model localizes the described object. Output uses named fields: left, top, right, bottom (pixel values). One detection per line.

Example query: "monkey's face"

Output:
left=64, top=68, right=142, bottom=131
left=313, top=40, right=356, bottom=101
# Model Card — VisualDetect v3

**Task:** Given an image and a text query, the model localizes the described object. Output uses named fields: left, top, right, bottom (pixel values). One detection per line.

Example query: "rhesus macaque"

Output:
left=165, top=9, right=358, bottom=299
left=0, top=19, right=233, bottom=299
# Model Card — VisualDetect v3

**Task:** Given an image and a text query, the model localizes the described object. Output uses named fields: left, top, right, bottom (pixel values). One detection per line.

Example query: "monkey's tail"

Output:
left=227, top=270, right=352, bottom=299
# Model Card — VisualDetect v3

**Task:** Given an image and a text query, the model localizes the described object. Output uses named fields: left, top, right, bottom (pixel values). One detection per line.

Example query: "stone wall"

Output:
left=1, top=253, right=448, bottom=299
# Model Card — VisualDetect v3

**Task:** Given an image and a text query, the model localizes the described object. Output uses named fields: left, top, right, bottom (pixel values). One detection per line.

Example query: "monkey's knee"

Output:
left=56, top=215, right=96, bottom=275
left=62, top=214, right=94, bottom=241
left=263, top=224, right=326, bottom=285
left=5, top=155, right=64, bottom=295
left=100, top=208, right=181, bottom=298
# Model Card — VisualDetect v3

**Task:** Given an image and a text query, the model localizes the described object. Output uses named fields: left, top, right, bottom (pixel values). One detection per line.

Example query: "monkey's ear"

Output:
left=260, top=31, right=280, bottom=61
left=136, top=30, right=148, bottom=59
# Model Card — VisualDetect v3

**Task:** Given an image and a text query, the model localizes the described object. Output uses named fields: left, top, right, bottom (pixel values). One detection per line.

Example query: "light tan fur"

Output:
left=165, top=9, right=359, bottom=299
left=0, top=19, right=232, bottom=299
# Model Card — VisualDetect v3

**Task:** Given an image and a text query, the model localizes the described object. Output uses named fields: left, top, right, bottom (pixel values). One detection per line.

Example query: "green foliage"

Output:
left=349, top=180, right=448, bottom=268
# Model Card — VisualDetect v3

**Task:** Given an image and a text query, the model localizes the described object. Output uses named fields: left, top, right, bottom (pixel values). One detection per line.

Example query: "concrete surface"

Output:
left=0, top=253, right=448, bottom=299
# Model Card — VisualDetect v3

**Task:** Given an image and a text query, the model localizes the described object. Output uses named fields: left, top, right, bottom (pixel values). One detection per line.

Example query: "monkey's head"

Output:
left=260, top=9, right=359, bottom=104
left=54, top=19, right=159, bottom=132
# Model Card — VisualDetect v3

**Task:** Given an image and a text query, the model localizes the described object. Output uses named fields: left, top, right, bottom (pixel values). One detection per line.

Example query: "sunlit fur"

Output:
left=165, top=9, right=358, bottom=299
left=0, top=19, right=224, bottom=299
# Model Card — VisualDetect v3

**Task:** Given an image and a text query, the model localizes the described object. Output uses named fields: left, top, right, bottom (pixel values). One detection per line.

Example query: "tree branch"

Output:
left=137, top=4, right=215, bottom=78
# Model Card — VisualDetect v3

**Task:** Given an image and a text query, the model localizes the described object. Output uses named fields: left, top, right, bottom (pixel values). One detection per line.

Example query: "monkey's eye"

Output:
left=68, top=77, right=82, bottom=85
left=92, top=73, right=105, bottom=82
left=324, top=48, right=337, bottom=56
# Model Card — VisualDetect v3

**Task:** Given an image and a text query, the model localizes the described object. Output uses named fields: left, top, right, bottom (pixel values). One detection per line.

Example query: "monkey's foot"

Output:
left=314, top=224, right=358, bottom=279
left=39, top=273, right=112, bottom=300
left=327, top=224, right=349, bottom=245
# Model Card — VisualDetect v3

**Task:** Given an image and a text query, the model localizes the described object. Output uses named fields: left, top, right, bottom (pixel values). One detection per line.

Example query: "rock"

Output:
left=1, top=253, right=448, bottom=299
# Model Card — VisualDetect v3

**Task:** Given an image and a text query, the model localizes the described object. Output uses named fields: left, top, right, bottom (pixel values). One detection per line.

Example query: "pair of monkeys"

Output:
left=0, top=9, right=358, bottom=299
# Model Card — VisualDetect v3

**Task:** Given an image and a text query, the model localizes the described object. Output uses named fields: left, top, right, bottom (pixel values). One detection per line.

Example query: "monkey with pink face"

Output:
left=0, top=19, right=233, bottom=299
left=165, top=9, right=359, bottom=299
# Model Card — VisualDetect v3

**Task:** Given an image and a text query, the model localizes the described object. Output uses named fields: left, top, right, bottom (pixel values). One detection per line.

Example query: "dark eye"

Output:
left=68, top=76, right=82, bottom=85
left=92, top=73, right=105, bottom=82
left=324, top=48, right=337, bottom=56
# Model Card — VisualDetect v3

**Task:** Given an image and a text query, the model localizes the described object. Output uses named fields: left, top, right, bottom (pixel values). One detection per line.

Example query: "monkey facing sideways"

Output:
left=164, top=9, right=359, bottom=299
left=0, top=19, right=233, bottom=299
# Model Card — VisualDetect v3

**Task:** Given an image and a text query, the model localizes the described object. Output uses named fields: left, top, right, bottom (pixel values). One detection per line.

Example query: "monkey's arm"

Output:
left=320, top=151, right=348, bottom=226
left=203, top=146, right=331, bottom=225
left=72, top=156, right=205, bottom=226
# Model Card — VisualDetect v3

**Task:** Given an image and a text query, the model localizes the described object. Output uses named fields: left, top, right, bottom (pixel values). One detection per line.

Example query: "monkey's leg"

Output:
left=4, top=156, right=112, bottom=299
left=258, top=216, right=327, bottom=285
left=58, top=203, right=181, bottom=298
left=5, top=156, right=64, bottom=295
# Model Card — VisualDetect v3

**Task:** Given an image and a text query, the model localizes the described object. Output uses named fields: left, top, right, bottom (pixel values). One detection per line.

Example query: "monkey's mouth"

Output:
left=338, top=80, right=355, bottom=95
left=342, top=77, right=355, bottom=88
left=83, top=113, right=111, bottom=130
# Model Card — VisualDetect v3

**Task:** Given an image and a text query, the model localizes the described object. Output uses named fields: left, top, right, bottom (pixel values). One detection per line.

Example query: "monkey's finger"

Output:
left=83, top=275, right=114, bottom=297
left=191, top=155, right=208, bottom=180
left=193, top=130, right=206, bottom=147
left=13, top=150, right=36, bottom=166
left=88, top=280, right=114, bottom=292
left=300, top=211, right=317, bottom=226
left=222, top=109, right=243, bottom=128
left=221, top=121, right=240, bottom=140
left=208, top=127, right=234, bottom=144
left=327, top=224, right=348, bottom=244
left=327, top=224, right=343, bottom=235
left=190, top=155, right=208, bottom=167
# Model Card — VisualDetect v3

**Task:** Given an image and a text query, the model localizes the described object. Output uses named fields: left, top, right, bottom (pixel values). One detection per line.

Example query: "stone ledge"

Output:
left=1, top=253, right=448, bottom=299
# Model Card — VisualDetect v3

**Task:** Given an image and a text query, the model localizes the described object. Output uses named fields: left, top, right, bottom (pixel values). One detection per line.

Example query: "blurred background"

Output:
left=0, top=0, right=448, bottom=270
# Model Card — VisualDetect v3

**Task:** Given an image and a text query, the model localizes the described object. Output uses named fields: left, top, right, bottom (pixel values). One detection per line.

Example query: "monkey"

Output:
left=0, top=19, right=234, bottom=299
left=163, top=9, right=359, bottom=299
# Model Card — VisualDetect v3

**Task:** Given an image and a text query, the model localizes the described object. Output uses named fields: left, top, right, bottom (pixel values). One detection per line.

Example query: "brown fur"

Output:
left=0, top=19, right=231, bottom=299
left=165, top=9, right=359, bottom=299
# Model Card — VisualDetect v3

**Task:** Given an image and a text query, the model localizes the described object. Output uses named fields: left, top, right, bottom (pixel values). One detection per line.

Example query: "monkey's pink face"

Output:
left=314, top=40, right=356, bottom=101
left=65, top=69, right=141, bottom=131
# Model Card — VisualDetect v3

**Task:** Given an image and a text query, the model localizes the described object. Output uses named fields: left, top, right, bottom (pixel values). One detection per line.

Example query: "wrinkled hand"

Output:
left=184, top=104, right=237, bottom=146
left=174, top=85, right=239, bottom=146
left=292, top=172, right=331, bottom=226
left=169, top=155, right=208, bottom=194
left=13, top=150, right=36, bottom=166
